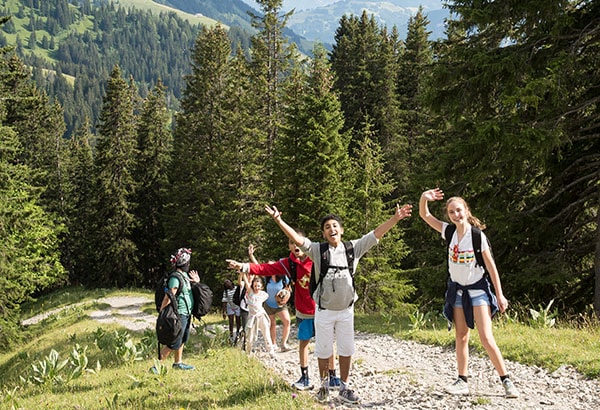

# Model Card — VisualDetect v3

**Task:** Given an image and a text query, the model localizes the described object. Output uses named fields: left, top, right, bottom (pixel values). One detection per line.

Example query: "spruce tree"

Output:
left=168, top=26, right=260, bottom=283
left=276, top=44, right=353, bottom=237
left=427, top=0, right=600, bottom=313
left=61, top=118, right=96, bottom=285
left=249, top=0, right=294, bottom=157
left=133, top=80, right=172, bottom=286
left=349, top=118, right=414, bottom=312
left=330, top=11, right=402, bottom=154
left=0, top=37, right=66, bottom=346
left=90, top=65, right=138, bottom=286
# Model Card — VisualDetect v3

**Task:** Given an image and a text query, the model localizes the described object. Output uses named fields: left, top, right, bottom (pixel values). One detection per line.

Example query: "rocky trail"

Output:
left=23, top=296, right=600, bottom=409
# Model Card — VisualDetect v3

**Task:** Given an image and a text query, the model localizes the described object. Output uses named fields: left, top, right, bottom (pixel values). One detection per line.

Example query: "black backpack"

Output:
left=155, top=271, right=185, bottom=312
left=232, top=285, right=246, bottom=307
left=444, top=224, right=488, bottom=273
left=155, top=288, right=182, bottom=346
left=191, top=282, right=213, bottom=319
left=309, top=241, right=355, bottom=308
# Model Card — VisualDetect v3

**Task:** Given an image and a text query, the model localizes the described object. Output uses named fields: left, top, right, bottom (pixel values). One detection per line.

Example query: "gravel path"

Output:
left=23, top=296, right=600, bottom=409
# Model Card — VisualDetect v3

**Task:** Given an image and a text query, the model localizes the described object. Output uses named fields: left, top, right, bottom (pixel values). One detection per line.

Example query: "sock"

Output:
left=301, top=366, right=309, bottom=378
left=340, top=379, right=348, bottom=391
left=458, top=375, right=468, bottom=383
left=500, top=375, right=510, bottom=382
left=328, top=369, right=336, bottom=378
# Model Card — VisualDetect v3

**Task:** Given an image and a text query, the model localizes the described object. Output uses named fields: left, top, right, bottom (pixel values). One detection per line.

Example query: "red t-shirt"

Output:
left=249, top=253, right=315, bottom=317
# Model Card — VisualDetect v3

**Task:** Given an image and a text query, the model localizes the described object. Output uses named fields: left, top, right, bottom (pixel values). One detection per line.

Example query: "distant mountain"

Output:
left=241, top=0, right=450, bottom=43
left=157, top=0, right=316, bottom=54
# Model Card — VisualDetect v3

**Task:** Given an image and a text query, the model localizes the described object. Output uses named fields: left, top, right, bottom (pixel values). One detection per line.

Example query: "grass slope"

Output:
left=1, top=288, right=318, bottom=410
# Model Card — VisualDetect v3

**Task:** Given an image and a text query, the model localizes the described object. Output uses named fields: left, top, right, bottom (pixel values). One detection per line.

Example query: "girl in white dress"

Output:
left=242, top=272, right=275, bottom=357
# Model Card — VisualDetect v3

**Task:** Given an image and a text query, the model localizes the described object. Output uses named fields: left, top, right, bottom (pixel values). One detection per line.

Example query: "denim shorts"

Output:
left=169, top=313, right=191, bottom=350
left=454, top=291, right=490, bottom=308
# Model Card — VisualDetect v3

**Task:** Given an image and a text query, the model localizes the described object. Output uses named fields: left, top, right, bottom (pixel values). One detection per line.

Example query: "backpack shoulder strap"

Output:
left=471, top=226, right=488, bottom=272
left=168, top=271, right=185, bottom=297
left=444, top=223, right=456, bottom=249
left=278, top=258, right=292, bottom=277
left=343, top=241, right=354, bottom=277
left=287, top=257, right=297, bottom=283
left=314, top=242, right=329, bottom=286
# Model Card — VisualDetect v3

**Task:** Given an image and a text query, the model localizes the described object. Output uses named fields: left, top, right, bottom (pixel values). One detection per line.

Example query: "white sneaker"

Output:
left=445, top=378, right=469, bottom=395
left=502, top=378, right=520, bottom=398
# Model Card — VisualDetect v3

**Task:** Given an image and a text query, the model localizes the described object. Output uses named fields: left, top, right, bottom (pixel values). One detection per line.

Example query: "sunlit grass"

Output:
left=3, top=289, right=319, bottom=409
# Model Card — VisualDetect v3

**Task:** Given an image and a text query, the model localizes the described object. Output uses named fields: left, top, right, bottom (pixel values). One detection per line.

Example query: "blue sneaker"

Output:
left=172, top=362, right=194, bottom=370
left=293, top=374, right=313, bottom=391
left=328, top=376, right=341, bottom=390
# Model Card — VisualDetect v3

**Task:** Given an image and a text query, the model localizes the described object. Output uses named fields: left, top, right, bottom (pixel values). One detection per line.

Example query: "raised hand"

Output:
left=422, top=188, right=444, bottom=202
left=395, top=203, right=413, bottom=220
left=226, top=259, right=242, bottom=271
left=265, top=204, right=282, bottom=220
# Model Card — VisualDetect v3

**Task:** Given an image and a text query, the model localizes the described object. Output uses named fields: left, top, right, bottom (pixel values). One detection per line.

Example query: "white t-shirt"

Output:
left=442, top=222, right=489, bottom=297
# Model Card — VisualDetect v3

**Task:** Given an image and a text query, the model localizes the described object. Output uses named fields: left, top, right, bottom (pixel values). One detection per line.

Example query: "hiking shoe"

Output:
left=149, top=366, right=158, bottom=374
left=293, top=375, right=314, bottom=391
left=172, top=362, right=194, bottom=370
left=445, top=378, right=469, bottom=395
left=339, top=388, right=360, bottom=404
left=328, top=376, right=341, bottom=390
left=502, top=378, right=520, bottom=398
left=316, top=386, right=329, bottom=402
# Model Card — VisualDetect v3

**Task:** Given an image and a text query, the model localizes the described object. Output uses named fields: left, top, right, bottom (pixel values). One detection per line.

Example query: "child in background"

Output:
left=222, top=279, right=241, bottom=344
left=240, top=270, right=275, bottom=358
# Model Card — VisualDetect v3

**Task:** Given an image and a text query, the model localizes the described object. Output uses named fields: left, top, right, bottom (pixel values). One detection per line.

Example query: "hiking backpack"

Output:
left=191, top=282, right=213, bottom=319
left=155, top=288, right=182, bottom=346
left=444, top=224, right=488, bottom=273
left=154, top=271, right=185, bottom=312
left=309, top=241, right=355, bottom=308
left=232, top=284, right=246, bottom=307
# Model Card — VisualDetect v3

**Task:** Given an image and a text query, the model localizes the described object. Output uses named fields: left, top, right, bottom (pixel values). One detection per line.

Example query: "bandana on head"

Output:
left=170, top=248, right=192, bottom=267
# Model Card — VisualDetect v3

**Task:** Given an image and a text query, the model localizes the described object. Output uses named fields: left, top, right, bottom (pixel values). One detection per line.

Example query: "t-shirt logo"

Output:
left=452, top=244, right=459, bottom=263
left=297, top=275, right=310, bottom=289
left=449, top=245, right=475, bottom=264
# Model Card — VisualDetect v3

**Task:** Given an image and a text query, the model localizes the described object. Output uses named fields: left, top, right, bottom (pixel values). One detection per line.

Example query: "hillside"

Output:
left=0, top=0, right=237, bottom=137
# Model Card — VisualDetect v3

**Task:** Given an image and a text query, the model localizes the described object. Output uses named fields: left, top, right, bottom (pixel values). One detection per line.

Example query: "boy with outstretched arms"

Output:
left=265, top=203, right=412, bottom=404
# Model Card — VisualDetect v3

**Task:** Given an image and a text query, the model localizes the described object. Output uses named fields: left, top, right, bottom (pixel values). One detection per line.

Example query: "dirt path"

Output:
left=23, top=296, right=600, bottom=409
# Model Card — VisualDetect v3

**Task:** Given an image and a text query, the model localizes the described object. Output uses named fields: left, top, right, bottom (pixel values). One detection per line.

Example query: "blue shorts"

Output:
left=454, top=291, right=490, bottom=308
left=297, top=317, right=315, bottom=341
left=169, top=314, right=191, bottom=350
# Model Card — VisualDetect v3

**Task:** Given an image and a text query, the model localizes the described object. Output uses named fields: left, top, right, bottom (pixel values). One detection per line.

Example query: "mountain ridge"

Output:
left=240, top=0, right=449, bottom=42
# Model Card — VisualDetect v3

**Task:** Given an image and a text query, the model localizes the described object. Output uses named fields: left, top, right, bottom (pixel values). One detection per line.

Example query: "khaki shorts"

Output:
left=263, top=302, right=288, bottom=315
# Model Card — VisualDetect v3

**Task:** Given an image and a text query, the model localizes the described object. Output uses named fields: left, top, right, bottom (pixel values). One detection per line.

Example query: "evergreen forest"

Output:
left=0, top=0, right=598, bottom=349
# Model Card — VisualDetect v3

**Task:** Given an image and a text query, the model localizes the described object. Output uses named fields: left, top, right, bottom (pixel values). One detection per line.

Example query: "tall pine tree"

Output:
left=133, top=80, right=172, bottom=285
left=276, top=44, right=353, bottom=238
left=90, top=65, right=139, bottom=286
